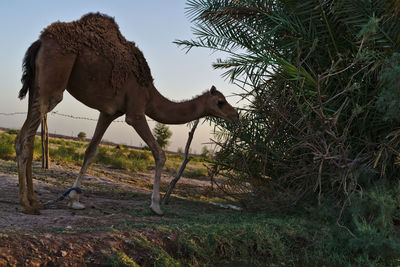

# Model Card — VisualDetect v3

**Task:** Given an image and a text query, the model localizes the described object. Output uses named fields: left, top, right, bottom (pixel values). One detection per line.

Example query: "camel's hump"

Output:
left=40, top=12, right=153, bottom=90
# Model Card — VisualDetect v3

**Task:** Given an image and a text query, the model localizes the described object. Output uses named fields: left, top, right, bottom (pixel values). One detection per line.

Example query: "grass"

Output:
left=70, top=189, right=397, bottom=266
left=0, top=130, right=208, bottom=178
left=0, top=132, right=14, bottom=159
left=0, top=129, right=399, bottom=266
left=101, top=199, right=400, bottom=266
left=106, top=249, right=140, bottom=267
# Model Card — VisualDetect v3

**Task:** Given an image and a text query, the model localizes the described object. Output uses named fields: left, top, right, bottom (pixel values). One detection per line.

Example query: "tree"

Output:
left=177, top=0, right=400, bottom=205
left=152, top=123, right=172, bottom=149
left=77, top=131, right=86, bottom=141
left=200, top=146, right=210, bottom=159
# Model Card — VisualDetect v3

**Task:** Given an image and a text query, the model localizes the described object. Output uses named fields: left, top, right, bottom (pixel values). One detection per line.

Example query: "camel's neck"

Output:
left=145, top=87, right=207, bottom=124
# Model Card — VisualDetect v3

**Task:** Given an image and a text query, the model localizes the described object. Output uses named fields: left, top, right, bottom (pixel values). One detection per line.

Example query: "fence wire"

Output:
left=0, top=111, right=154, bottom=123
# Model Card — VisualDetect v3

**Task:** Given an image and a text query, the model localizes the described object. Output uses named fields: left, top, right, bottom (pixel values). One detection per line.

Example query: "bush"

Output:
left=334, top=184, right=400, bottom=262
left=49, top=144, right=83, bottom=163
left=95, top=146, right=152, bottom=172
left=77, top=131, right=86, bottom=141
left=0, top=133, right=14, bottom=159
left=179, top=0, right=400, bottom=207
left=6, top=129, right=19, bottom=135
left=200, top=146, right=210, bottom=159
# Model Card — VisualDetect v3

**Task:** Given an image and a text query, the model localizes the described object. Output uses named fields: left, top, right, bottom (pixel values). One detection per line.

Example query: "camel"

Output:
left=14, top=13, right=239, bottom=215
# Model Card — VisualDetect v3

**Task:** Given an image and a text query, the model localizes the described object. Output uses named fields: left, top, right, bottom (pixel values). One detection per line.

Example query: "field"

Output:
left=0, top=130, right=398, bottom=266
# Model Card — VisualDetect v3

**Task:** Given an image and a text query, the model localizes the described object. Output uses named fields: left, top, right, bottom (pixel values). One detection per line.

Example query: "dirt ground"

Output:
left=0, top=160, right=220, bottom=266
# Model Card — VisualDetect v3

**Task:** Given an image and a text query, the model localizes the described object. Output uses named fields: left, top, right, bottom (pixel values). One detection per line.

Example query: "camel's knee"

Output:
left=14, top=133, right=33, bottom=162
left=84, top=144, right=98, bottom=159
left=14, top=135, right=22, bottom=156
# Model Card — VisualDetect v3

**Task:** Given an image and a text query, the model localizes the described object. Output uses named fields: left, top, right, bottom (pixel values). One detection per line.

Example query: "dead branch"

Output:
left=162, top=119, right=200, bottom=205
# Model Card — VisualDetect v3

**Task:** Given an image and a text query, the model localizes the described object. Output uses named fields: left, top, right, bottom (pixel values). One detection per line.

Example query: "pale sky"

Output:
left=0, top=1, right=239, bottom=153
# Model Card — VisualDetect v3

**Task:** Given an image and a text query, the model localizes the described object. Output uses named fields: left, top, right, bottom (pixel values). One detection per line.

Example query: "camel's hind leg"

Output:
left=68, top=112, right=121, bottom=209
left=15, top=97, right=43, bottom=214
left=15, top=38, right=76, bottom=214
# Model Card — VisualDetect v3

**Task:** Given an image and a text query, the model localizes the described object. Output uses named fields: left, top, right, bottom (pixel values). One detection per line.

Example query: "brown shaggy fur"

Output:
left=41, top=13, right=153, bottom=92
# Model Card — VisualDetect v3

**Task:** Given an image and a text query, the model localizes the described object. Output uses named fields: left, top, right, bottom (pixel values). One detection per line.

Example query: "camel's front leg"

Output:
left=68, top=112, right=118, bottom=209
left=126, top=114, right=165, bottom=215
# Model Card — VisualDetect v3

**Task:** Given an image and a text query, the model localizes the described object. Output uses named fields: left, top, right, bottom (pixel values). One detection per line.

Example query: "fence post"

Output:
left=44, top=114, right=49, bottom=169
left=41, top=114, right=49, bottom=169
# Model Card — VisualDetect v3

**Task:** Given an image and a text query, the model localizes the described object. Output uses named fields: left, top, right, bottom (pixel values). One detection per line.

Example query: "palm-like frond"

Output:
left=179, top=0, right=400, bottom=206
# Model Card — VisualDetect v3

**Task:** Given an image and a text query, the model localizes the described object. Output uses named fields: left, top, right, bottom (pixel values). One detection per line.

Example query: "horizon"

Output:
left=0, top=1, right=240, bottom=153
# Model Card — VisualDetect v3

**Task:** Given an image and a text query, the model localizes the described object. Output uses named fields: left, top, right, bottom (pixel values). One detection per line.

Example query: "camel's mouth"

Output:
left=231, top=117, right=240, bottom=123
left=218, top=113, right=240, bottom=124
left=230, top=117, right=240, bottom=125
left=228, top=112, right=240, bottom=123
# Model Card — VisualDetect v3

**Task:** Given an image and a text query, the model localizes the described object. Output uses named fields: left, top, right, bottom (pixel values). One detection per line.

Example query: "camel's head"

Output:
left=205, top=86, right=239, bottom=122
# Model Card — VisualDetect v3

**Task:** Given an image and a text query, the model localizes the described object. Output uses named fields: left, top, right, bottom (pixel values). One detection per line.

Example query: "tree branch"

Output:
left=162, top=119, right=200, bottom=204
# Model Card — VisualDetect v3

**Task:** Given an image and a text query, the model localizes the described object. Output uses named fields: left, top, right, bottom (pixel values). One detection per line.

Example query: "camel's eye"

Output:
left=217, top=100, right=226, bottom=107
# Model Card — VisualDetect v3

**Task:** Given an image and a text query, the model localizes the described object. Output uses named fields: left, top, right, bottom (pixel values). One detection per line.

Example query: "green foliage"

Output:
left=49, top=144, right=83, bottom=163
left=106, top=248, right=139, bottom=267
left=33, top=136, right=42, bottom=160
left=200, top=146, right=210, bottom=159
left=179, top=0, right=400, bottom=207
left=153, top=123, right=172, bottom=149
left=176, top=3, right=400, bottom=264
left=376, top=53, right=400, bottom=123
left=0, top=130, right=207, bottom=178
left=77, top=131, right=87, bottom=141
left=336, top=184, right=400, bottom=261
left=6, top=129, right=19, bottom=135
left=0, top=133, right=14, bottom=158
left=120, top=203, right=399, bottom=266
left=132, top=235, right=180, bottom=267
left=95, top=146, right=152, bottom=172
left=0, top=131, right=50, bottom=160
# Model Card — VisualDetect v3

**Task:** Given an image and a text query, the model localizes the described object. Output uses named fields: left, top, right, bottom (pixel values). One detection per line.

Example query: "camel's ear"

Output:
left=210, top=85, right=217, bottom=95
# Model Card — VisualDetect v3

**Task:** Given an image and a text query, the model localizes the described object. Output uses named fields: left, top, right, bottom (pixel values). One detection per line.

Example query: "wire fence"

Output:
left=0, top=111, right=155, bottom=123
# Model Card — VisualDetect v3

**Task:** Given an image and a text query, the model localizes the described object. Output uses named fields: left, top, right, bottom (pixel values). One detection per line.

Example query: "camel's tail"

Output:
left=19, top=40, right=41, bottom=100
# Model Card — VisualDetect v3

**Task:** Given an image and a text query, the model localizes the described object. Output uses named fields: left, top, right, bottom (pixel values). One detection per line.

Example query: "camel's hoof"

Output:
left=150, top=205, right=164, bottom=216
left=68, top=201, right=86, bottom=210
left=31, top=200, right=45, bottom=210
left=22, top=206, right=41, bottom=215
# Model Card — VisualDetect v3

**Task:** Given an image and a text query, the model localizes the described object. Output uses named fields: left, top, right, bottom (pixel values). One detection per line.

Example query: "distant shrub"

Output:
left=77, top=132, right=87, bottom=141
left=6, top=129, right=19, bottom=135
left=200, top=146, right=210, bottom=159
